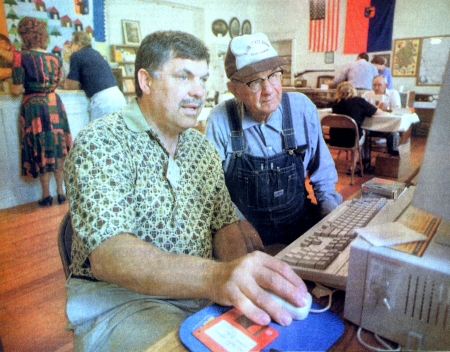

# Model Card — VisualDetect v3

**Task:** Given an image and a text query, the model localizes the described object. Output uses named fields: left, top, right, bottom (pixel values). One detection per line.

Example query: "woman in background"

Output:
left=331, top=82, right=383, bottom=171
left=11, top=17, right=72, bottom=206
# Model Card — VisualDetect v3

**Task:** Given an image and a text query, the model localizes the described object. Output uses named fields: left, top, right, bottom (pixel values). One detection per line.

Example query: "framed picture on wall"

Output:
left=392, top=38, right=421, bottom=77
left=122, top=20, right=141, bottom=45
left=417, top=36, right=450, bottom=86
left=325, top=51, right=334, bottom=64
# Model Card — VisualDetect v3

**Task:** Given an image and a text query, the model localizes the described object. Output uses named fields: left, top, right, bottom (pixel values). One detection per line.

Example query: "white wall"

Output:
left=101, top=0, right=450, bottom=96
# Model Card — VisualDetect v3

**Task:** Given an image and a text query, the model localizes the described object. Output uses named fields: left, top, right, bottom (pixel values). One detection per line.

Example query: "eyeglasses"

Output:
left=233, top=69, right=283, bottom=93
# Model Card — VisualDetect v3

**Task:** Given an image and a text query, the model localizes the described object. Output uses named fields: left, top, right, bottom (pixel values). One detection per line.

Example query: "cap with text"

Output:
left=225, top=32, right=288, bottom=79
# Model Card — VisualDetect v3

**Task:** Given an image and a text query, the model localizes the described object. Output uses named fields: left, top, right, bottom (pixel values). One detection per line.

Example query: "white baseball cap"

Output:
left=224, top=32, right=288, bottom=79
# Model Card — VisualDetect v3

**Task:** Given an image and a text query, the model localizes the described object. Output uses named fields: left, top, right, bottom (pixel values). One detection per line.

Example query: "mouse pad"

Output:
left=179, top=301, right=344, bottom=351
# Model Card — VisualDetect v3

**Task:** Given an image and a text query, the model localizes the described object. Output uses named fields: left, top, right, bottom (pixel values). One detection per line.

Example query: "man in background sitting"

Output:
left=363, top=75, right=401, bottom=112
left=363, top=75, right=402, bottom=156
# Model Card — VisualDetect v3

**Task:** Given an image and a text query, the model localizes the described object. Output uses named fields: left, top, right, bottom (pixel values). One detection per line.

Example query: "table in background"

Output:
left=317, top=108, right=420, bottom=133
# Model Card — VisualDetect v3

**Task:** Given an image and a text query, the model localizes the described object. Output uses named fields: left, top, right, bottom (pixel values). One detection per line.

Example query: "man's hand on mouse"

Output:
left=209, top=251, right=310, bottom=326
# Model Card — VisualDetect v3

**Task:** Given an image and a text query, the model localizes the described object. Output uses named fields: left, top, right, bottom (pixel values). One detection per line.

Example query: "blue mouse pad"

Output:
left=179, top=301, right=344, bottom=351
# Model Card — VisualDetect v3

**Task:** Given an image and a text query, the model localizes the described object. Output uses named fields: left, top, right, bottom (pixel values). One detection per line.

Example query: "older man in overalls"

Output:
left=206, top=33, right=342, bottom=250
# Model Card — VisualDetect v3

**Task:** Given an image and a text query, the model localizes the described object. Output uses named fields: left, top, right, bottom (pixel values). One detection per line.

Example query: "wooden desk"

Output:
left=147, top=287, right=393, bottom=351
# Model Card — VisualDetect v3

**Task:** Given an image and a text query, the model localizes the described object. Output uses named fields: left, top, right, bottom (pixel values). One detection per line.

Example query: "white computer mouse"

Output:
left=267, top=291, right=312, bottom=320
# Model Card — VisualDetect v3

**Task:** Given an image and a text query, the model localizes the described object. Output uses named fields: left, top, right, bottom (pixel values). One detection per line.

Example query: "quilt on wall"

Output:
left=1, top=0, right=99, bottom=63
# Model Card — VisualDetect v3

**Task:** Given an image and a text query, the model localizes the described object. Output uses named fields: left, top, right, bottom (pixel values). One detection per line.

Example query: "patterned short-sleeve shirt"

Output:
left=64, top=99, right=239, bottom=278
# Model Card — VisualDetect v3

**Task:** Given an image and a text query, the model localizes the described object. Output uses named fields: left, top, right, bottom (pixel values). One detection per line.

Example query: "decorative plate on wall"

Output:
left=212, top=19, right=228, bottom=37
left=229, top=17, right=240, bottom=38
left=242, top=20, right=252, bottom=35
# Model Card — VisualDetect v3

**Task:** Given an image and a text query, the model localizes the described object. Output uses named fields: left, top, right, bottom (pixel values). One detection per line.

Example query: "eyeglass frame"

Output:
left=231, top=68, right=284, bottom=93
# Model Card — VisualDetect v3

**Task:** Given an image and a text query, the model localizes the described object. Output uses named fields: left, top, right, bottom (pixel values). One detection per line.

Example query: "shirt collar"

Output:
left=121, top=97, right=188, bottom=147
left=122, top=98, right=151, bottom=133
left=241, top=102, right=283, bottom=131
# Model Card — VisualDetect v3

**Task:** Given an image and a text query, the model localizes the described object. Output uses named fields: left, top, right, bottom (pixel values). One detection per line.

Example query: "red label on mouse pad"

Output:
left=193, top=308, right=279, bottom=352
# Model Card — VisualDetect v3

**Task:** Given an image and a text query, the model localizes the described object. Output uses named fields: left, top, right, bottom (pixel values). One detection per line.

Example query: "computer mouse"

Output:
left=267, top=291, right=312, bottom=320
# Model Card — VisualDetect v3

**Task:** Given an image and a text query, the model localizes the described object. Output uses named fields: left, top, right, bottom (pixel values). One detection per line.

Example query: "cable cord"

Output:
left=357, top=327, right=401, bottom=351
left=310, top=286, right=337, bottom=313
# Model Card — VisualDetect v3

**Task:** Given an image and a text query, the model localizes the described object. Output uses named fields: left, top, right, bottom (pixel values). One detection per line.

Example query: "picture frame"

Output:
left=325, top=51, right=334, bottom=64
left=122, top=20, right=141, bottom=45
left=417, top=35, right=450, bottom=86
left=392, top=38, right=421, bottom=77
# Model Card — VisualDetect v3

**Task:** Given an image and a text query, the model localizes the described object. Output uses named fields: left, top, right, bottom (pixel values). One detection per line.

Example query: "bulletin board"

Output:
left=417, top=35, right=450, bottom=86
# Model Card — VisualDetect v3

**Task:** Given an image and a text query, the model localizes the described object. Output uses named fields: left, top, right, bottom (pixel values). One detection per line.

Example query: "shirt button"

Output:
left=267, top=146, right=273, bottom=150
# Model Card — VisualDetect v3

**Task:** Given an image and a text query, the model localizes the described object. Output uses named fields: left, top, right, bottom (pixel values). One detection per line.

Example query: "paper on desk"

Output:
left=355, top=222, right=427, bottom=247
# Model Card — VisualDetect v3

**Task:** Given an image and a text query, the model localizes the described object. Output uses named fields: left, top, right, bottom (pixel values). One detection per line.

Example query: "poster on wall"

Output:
left=2, top=0, right=94, bottom=64
left=392, top=38, right=420, bottom=77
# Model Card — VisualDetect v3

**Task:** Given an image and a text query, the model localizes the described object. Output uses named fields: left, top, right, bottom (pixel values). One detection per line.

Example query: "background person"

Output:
left=0, top=33, right=12, bottom=81
left=63, top=31, right=126, bottom=120
left=64, top=30, right=309, bottom=351
left=3, top=17, right=72, bottom=206
left=327, top=52, right=378, bottom=91
left=362, top=75, right=401, bottom=112
left=331, top=82, right=384, bottom=170
left=362, top=75, right=402, bottom=156
left=206, top=33, right=342, bottom=248
left=371, top=56, right=393, bottom=89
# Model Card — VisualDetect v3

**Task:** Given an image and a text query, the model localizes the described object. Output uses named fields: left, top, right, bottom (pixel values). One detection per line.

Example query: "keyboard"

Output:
left=275, top=197, right=388, bottom=290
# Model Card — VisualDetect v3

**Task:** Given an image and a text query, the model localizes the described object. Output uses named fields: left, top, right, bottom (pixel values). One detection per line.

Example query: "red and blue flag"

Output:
left=344, top=0, right=396, bottom=54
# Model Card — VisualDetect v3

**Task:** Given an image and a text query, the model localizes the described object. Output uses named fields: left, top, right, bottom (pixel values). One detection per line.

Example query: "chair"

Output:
left=57, top=211, right=73, bottom=279
left=321, top=114, right=364, bottom=185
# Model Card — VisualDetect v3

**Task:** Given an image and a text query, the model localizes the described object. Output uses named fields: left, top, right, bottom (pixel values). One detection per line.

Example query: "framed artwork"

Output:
left=242, top=20, right=252, bottom=35
left=325, top=51, right=334, bottom=64
left=229, top=17, right=240, bottom=38
left=417, top=36, right=450, bottom=86
left=392, top=38, right=421, bottom=77
left=122, top=20, right=141, bottom=45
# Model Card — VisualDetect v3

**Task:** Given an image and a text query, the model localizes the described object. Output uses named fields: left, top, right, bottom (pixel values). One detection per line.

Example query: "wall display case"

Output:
left=110, top=45, right=139, bottom=98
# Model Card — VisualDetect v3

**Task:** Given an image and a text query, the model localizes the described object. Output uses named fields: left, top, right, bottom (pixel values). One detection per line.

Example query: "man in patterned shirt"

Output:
left=63, top=31, right=310, bottom=350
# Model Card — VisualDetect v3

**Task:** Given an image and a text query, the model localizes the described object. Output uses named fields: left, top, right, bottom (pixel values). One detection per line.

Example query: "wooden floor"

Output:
left=0, top=135, right=427, bottom=352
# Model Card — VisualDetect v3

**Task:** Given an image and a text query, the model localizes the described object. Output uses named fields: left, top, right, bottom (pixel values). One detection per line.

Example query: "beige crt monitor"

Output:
left=344, top=53, right=450, bottom=350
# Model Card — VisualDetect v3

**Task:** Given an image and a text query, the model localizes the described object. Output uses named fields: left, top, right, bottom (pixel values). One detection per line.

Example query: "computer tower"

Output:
left=344, top=220, right=450, bottom=350
left=344, top=47, right=450, bottom=352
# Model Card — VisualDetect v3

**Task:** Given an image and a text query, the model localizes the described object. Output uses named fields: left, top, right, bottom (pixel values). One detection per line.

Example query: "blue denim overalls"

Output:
left=224, top=93, right=313, bottom=245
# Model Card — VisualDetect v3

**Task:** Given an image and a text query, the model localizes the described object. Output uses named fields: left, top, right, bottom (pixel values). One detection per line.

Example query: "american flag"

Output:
left=309, top=0, right=340, bottom=52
